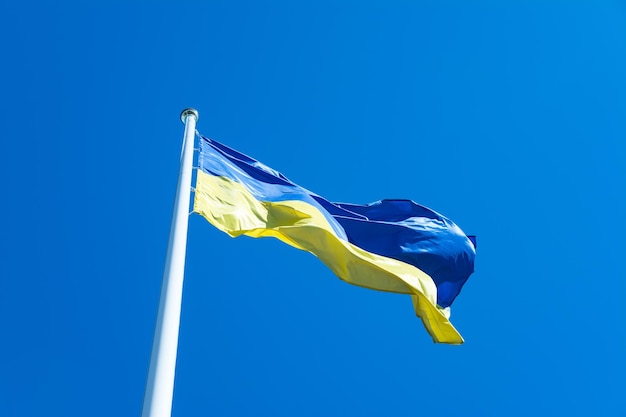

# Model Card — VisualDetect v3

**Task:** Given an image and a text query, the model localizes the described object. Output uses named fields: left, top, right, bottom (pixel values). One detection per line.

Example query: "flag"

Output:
left=193, top=134, right=476, bottom=344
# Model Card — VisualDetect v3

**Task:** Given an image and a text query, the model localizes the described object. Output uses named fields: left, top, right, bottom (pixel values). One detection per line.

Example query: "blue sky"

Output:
left=1, top=1, right=625, bottom=416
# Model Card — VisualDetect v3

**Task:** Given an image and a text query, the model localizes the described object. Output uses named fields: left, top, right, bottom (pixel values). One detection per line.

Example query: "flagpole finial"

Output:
left=180, top=108, right=199, bottom=123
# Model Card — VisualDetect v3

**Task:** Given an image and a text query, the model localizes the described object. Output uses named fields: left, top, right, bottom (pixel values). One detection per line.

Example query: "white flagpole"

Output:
left=141, top=108, right=198, bottom=417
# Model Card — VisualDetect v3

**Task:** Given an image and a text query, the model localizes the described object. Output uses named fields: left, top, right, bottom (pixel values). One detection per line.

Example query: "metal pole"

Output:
left=141, top=108, right=198, bottom=417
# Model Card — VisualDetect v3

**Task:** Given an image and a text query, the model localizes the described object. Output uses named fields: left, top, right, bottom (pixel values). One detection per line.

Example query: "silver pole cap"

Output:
left=180, top=108, right=199, bottom=123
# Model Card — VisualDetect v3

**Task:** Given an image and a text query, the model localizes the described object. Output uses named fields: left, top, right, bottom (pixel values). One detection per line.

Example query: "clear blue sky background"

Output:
left=1, top=2, right=625, bottom=416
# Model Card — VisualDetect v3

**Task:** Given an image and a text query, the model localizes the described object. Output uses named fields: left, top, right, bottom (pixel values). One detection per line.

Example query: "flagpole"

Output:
left=141, top=108, right=198, bottom=417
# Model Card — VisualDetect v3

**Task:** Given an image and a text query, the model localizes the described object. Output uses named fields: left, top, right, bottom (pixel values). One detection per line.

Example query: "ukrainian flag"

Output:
left=193, top=135, right=476, bottom=344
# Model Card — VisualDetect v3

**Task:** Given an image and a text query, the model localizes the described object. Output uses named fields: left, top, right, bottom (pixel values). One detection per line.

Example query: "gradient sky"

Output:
left=1, top=2, right=625, bottom=416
